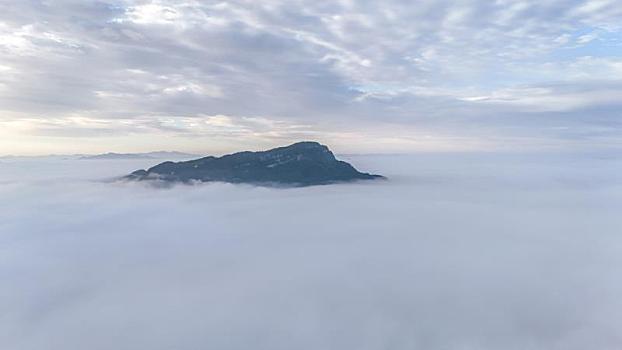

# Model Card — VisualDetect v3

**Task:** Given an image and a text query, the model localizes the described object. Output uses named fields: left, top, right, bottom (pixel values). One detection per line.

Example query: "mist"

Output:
left=1, top=153, right=621, bottom=350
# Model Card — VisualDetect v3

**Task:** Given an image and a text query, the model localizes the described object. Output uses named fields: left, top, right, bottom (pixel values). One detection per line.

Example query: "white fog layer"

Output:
left=1, top=153, right=621, bottom=350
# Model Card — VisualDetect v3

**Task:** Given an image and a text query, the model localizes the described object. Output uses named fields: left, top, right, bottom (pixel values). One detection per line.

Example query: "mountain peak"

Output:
left=125, top=141, right=384, bottom=187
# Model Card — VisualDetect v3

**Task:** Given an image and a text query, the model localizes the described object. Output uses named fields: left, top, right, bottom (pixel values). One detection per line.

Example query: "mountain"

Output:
left=144, top=151, right=200, bottom=159
left=81, top=151, right=197, bottom=160
left=0, top=154, right=85, bottom=160
left=81, top=153, right=153, bottom=160
left=125, top=141, right=384, bottom=186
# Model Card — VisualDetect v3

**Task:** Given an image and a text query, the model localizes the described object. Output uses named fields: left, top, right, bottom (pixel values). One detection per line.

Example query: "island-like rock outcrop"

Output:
left=125, top=141, right=384, bottom=186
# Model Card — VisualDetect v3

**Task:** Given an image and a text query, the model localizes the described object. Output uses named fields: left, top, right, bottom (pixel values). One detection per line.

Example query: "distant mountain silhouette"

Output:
left=125, top=141, right=384, bottom=186
left=81, top=151, right=197, bottom=160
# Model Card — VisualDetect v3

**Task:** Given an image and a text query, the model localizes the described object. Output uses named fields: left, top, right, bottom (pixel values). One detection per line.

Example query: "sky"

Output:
left=1, top=153, right=621, bottom=349
left=1, top=0, right=622, bottom=155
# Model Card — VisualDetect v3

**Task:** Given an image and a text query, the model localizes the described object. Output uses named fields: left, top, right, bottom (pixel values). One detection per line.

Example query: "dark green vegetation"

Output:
left=125, top=141, right=384, bottom=186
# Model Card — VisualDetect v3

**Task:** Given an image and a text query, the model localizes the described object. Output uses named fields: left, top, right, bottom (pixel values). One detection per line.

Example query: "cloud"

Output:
left=1, top=154, right=622, bottom=349
left=120, top=3, right=182, bottom=25
left=0, top=0, right=621, bottom=154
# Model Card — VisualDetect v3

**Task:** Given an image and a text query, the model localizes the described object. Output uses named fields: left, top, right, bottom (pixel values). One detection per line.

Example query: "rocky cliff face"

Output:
left=125, top=141, right=384, bottom=186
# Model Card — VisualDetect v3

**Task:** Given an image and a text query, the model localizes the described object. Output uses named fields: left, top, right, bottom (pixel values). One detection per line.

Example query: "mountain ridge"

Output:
left=125, top=141, right=384, bottom=187
left=81, top=151, right=198, bottom=160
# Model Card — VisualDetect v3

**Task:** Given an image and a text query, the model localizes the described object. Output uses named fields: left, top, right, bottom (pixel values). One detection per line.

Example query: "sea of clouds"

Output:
left=1, top=152, right=621, bottom=350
